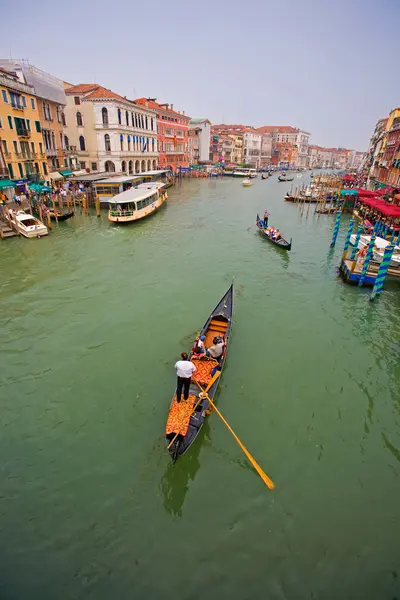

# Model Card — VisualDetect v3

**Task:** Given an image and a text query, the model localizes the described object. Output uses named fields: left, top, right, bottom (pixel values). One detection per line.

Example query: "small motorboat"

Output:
left=350, top=234, right=400, bottom=267
left=49, top=210, right=74, bottom=221
left=242, top=178, right=253, bottom=187
left=256, top=213, right=292, bottom=250
left=11, top=210, right=48, bottom=238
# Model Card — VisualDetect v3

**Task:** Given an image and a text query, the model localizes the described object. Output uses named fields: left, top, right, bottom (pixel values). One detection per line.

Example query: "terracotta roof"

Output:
left=256, top=126, right=299, bottom=134
left=0, top=66, right=17, bottom=78
left=85, top=86, right=127, bottom=101
left=65, top=83, right=99, bottom=94
left=134, top=97, right=190, bottom=119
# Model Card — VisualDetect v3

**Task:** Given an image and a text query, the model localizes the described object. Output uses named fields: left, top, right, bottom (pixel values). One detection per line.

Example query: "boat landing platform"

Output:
left=339, top=259, right=400, bottom=286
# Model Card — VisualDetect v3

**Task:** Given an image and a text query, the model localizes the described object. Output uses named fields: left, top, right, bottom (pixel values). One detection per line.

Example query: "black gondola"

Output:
left=278, top=175, right=294, bottom=182
left=256, top=214, right=292, bottom=251
left=49, top=210, right=74, bottom=221
left=261, top=174, right=268, bottom=180
left=166, top=284, right=233, bottom=462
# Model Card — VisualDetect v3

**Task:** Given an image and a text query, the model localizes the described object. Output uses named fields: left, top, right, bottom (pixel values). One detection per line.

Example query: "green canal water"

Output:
left=1, top=174, right=399, bottom=599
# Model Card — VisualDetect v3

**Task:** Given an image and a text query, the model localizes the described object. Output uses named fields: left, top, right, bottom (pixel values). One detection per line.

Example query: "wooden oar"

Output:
left=193, top=379, right=275, bottom=490
left=246, top=224, right=256, bottom=230
left=167, top=371, right=221, bottom=451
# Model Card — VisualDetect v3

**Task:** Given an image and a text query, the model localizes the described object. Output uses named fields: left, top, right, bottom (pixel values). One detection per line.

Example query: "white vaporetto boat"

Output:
left=108, top=182, right=167, bottom=224
left=11, top=210, right=48, bottom=238
left=350, top=234, right=400, bottom=267
left=242, top=178, right=253, bottom=187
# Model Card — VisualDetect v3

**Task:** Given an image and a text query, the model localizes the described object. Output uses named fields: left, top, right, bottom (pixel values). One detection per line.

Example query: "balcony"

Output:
left=16, top=128, right=30, bottom=138
left=65, top=145, right=77, bottom=155
left=11, top=102, right=24, bottom=111
left=46, top=148, right=58, bottom=157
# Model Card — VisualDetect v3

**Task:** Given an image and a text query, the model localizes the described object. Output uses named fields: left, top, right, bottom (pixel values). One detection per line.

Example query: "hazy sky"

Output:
left=2, top=0, right=399, bottom=150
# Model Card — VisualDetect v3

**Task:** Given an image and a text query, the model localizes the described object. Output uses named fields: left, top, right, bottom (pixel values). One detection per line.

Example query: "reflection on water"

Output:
left=159, top=421, right=210, bottom=518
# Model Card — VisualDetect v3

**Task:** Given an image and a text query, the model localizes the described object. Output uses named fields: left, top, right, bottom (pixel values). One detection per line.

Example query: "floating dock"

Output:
left=339, top=258, right=400, bottom=286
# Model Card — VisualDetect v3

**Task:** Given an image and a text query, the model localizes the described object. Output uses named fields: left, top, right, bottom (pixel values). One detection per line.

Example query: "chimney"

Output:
left=183, top=111, right=185, bottom=116
left=171, top=103, right=174, bottom=110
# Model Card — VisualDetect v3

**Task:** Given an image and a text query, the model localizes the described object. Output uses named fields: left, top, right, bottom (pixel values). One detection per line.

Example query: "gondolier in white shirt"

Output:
left=174, top=352, right=196, bottom=402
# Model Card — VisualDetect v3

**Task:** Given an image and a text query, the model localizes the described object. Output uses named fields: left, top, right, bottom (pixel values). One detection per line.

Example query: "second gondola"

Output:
left=256, top=213, right=292, bottom=251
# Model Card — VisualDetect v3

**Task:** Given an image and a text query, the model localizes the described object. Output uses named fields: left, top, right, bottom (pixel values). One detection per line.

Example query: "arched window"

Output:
left=128, top=160, right=133, bottom=174
left=131, top=112, right=134, bottom=127
left=118, top=109, right=121, bottom=125
left=151, top=118, right=154, bottom=131
left=79, top=136, right=86, bottom=151
left=152, top=159, right=157, bottom=170
left=76, top=111, right=83, bottom=126
left=104, top=134, right=111, bottom=152
left=145, top=116, right=148, bottom=130
left=102, top=107, right=108, bottom=125
left=135, top=159, right=140, bottom=173
left=135, top=113, right=138, bottom=128
left=141, top=115, right=144, bottom=129
left=120, top=134, right=124, bottom=151
left=141, top=159, right=146, bottom=172
left=127, top=136, right=131, bottom=151
left=125, top=111, right=129, bottom=126
left=105, top=160, right=115, bottom=173
left=64, top=135, right=69, bottom=148
left=121, top=160, right=126, bottom=173
left=147, top=159, right=151, bottom=171
left=152, top=138, right=155, bottom=152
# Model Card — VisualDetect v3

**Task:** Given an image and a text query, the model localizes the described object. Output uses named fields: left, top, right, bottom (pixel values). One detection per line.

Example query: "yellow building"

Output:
left=0, top=66, right=47, bottom=184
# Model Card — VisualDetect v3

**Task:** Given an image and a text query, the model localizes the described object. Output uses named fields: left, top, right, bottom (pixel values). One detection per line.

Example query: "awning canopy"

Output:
left=29, top=183, right=52, bottom=193
left=340, top=189, right=358, bottom=196
left=359, top=197, right=400, bottom=217
left=342, top=174, right=356, bottom=182
left=68, top=170, right=87, bottom=177
left=49, top=171, right=63, bottom=180
left=0, top=179, right=15, bottom=190
left=355, top=188, right=377, bottom=197
left=375, top=186, right=396, bottom=196
left=59, top=169, right=73, bottom=176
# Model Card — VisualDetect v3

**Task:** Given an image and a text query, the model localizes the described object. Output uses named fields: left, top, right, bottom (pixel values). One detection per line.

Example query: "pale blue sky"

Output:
left=2, top=0, right=399, bottom=150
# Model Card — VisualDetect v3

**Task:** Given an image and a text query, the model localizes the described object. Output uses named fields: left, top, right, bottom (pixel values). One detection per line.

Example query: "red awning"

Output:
left=355, top=188, right=377, bottom=197
left=342, top=174, right=356, bottom=182
left=375, top=186, right=395, bottom=196
left=359, top=197, right=400, bottom=217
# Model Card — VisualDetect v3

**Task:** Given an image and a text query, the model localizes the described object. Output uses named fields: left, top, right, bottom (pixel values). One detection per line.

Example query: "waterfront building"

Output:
left=375, top=108, right=400, bottom=188
left=256, top=125, right=310, bottom=167
left=0, top=66, right=47, bottom=182
left=63, top=85, right=158, bottom=174
left=243, top=129, right=262, bottom=169
left=0, top=60, right=78, bottom=179
left=188, top=118, right=211, bottom=164
left=260, top=133, right=272, bottom=169
left=135, top=98, right=190, bottom=171
left=229, top=134, right=244, bottom=165
left=364, top=118, right=388, bottom=187
left=210, top=125, right=246, bottom=165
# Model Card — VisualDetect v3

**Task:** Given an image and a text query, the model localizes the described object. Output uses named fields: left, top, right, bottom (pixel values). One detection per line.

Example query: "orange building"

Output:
left=135, top=98, right=190, bottom=171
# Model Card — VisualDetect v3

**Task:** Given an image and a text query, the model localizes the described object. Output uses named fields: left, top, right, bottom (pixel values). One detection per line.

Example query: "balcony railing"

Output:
left=46, top=148, right=58, bottom=157
left=11, top=102, right=24, bottom=111
left=16, top=128, right=30, bottom=138
left=65, top=146, right=77, bottom=155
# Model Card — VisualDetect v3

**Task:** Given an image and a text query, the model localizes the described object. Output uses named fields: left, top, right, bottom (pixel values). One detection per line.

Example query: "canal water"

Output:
left=1, top=174, right=399, bottom=600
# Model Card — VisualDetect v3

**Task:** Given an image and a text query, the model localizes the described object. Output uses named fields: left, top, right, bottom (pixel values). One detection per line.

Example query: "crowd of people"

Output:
left=265, top=226, right=281, bottom=241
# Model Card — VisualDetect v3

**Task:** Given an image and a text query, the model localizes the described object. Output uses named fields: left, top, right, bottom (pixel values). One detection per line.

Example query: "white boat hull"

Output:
left=350, top=234, right=400, bottom=267
left=108, top=191, right=167, bottom=223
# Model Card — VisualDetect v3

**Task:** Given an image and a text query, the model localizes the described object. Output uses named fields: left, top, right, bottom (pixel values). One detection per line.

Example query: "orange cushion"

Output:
left=166, top=395, right=197, bottom=436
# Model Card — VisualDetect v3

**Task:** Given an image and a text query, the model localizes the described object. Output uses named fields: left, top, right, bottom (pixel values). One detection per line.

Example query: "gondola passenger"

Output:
left=207, top=337, right=224, bottom=360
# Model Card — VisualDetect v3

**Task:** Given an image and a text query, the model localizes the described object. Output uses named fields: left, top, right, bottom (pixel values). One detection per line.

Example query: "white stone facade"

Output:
left=95, top=102, right=158, bottom=174
left=243, top=131, right=262, bottom=168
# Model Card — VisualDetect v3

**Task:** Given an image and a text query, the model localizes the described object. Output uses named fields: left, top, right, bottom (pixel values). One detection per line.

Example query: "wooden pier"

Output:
left=339, top=258, right=400, bottom=286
